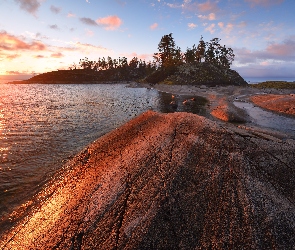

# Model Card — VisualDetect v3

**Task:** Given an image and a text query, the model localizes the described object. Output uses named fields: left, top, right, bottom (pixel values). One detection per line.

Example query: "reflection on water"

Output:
left=157, top=91, right=208, bottom=115
left=0, top=83, right=207, bottom=221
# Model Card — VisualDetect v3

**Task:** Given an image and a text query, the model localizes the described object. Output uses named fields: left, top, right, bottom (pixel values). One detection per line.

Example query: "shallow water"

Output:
left=234, top=100, right=295, bottom=138
left=0, top=83, right=206, bottom=218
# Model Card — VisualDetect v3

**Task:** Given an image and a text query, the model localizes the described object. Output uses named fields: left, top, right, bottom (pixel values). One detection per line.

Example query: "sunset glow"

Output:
left=0, top=0, right=294, bottom=79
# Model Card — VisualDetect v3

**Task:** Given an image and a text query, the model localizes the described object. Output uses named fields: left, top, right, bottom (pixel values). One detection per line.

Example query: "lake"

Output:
left=0, top=83, right=207, bottom=222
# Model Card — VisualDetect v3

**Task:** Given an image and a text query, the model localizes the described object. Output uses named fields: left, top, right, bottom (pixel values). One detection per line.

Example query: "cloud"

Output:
left=67, top=12, right=76, bottom=18
left=234, top=37, right=295, bottom=66
left=197, top=1, right=218, bottom=12
left=14, top=0, right=41, bottom=15
left=49, top=24, right=59, bottom=30
left=205, top=23, right=215, bottom=34
left=166, top=3, right=181, bottom=8
left=120, top=52, right=153, bottom=62
left=218, top=22, right=234, bottom=34
left=72, top=42, right=112, bottom=54
left=0, top=31, right=47, bottom=51
left=80, top=16, right=123, bottom=30
left=168, top=0, right=218, bottom=13
left=50, top=5, right=61, bottom=14
left=51, top=52, right=64, bottom=58
left=86, top=29, right=94, bottom=37
left=150, top=23, right=158, bottom=30
left=265, top=38, right=295, bottom=58
left=5, top=70, right=24, bottom=75
left=115, top=0, right=127, bottom=6
left=188, top=23, right=197, bottom=29
left=198, top=13, right=216, bottom=20
left=34, top=55, right=45, bottom=58
left=96, top=15, right=122, bottom=30
left=80, top=17, right=97, bottom=26
left=6, top=54, right=21, bottom=60
left=245, top=0, right=284, bottom=7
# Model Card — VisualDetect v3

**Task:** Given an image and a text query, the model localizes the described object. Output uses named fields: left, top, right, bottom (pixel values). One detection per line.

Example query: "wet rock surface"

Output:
left=1, top=111, right=295, bottom=249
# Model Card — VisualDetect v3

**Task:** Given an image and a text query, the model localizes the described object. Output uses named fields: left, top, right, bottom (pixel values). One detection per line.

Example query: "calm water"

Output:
left=0, top=83, right=207, bottom=220
left=244, top=77, right=295, bottom=84
left=234, top=100, right=295, bottom=138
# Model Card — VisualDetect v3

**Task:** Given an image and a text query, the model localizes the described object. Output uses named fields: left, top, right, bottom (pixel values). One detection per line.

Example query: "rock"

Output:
left=250, top=94, right=295, bottom=116
left=0, top=111, right=294, bottom=249
left=210, top=99, right=250, bottom=123
left=165, top=62, right=248, bottom=87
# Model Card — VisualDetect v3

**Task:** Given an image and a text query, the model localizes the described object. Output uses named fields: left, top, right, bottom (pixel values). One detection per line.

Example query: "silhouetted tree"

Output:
left=129, top=57, right=139, bottom=69
left=185, top=44, right=197, bottom=63
left=154, top=33, right=179, bottom=68
left=204, top=38, right=234, bottom=68
left=79, top=57, right=96, bottom=70
left=107, top=56, right=114, bottom=69
left=196, top=36, right=206, bottom=62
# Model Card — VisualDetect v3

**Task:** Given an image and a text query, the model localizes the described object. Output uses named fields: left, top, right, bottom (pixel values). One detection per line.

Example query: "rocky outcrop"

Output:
left=1, top=111, right=294, bottom=249
left=251, top=94, right=295, bottom=116
left=210, top=98, right=250, bottom=122
left=164, top=63, right=248, bottom=86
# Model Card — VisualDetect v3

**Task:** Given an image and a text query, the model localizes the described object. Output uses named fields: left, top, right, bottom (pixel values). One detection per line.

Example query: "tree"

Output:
left=219, top=46, right=235, bottom=69
left=79, top=57, right=96, bottom=70
left=185, top=44, right=197, bottom=63
left=154, top=33, right=179, bottom=68
left=129, top=57, right=139, bottom=69
left=196, top=36, right=206, bottom=62
left=107, top=56, right=114, bottom=69
left=204, top=38, right=234, bottom=68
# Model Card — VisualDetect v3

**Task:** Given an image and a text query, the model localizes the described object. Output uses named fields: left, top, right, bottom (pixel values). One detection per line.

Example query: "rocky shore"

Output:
left=137, top=83, right=294, bottom=122
left=251, top=94, right=295, bottom=116
left=1, top=110, right=294, bottom=249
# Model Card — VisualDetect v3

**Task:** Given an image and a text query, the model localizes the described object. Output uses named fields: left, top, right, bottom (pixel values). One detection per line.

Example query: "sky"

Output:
left=0, top=0, right=295, bottom=79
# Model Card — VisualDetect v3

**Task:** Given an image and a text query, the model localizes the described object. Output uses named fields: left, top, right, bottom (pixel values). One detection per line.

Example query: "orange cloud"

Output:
left=0, top=31, right=47, bottom=51
left=198, top=13, right=216, bottom=20
left=245, top=0, right=284, bottom=7
left=120, top=52, right=153, bottom=62
left=150, top=23, right=158, bottom=30
left=73, top=42, right=112, bottom=54
left=198, top=1, right=218, bottom=12
left=182, top=1, right=218, bottom=14
left=205, top=23, right=215, bottom=34
left=218, top=22, right=234, bottom=34
left=96, top=15, right=122, bottom=30
left=51, top=52, right=64, bottom=58
left=188, top=23, right=197, bottom=29
left=6, top=54, right=21, bottom=60
left=266, top=41, right=295, bottom=56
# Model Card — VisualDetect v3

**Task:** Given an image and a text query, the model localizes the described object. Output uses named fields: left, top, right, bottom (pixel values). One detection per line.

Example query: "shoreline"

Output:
left=131, top=82, right=295, bottom=123
left=1, top=84, right=295, bottom=248
left=1, top=110, right=294, bottom=248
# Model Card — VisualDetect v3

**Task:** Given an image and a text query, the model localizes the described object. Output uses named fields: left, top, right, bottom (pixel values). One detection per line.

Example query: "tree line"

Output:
left=70, top=33, right=234, bottom=71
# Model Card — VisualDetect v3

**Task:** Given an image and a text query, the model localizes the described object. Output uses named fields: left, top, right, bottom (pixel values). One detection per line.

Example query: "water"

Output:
left=0, top=83, right=206, bottom=220
left=244, top=77, right=295, bottom=84
left=234, top=100, right=295, bottom=138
